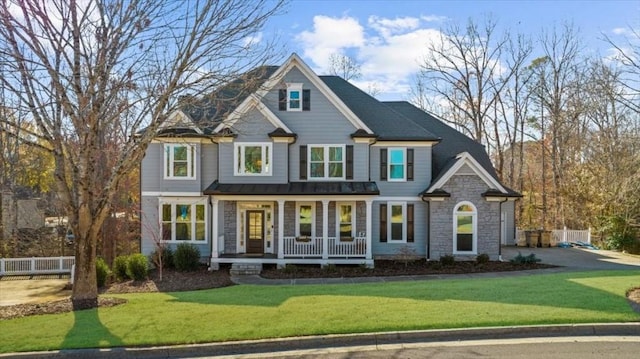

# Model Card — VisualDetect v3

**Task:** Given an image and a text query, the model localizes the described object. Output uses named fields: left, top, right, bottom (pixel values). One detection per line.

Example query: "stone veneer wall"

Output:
left=223, top=201, right=237, bottom=254
left=430, top=175, right=500, bottom=260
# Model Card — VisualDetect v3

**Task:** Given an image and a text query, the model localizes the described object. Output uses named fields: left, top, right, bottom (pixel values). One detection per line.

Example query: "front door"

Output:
left=246, top=210, right=265, bottom=254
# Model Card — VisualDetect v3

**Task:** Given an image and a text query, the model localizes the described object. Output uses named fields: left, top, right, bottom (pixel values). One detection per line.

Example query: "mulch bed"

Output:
left=2, top=262, right=639, bottom=320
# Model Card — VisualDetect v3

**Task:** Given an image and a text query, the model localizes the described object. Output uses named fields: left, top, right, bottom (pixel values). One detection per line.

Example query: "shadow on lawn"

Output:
left=61, top=308, right=123, bottom=349
left=167, top=270, right=640, bottom=316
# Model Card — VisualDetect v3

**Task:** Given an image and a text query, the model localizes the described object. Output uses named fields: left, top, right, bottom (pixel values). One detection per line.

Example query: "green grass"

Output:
left=1, top=270, right=639, bottom=353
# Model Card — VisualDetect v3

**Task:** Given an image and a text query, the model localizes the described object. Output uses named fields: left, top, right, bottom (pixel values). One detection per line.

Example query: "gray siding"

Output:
left=371, top=200, right=427, bottom=257
left=429, top=174, right=500, bottom=260
left=261, top=67, right=369, bottom=182
left=371, top=145, right=432, bottom=196
left=219, top=108, right=288, bottom=184
left=140, top=196, right=211, bottom=260
left=141, top=142, right=204, bottom=193
left=201, top=143, right=218, bottom=191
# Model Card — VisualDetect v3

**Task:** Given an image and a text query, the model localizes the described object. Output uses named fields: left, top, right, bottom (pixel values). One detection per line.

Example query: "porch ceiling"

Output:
left=203, top=180, right=379, bottom=196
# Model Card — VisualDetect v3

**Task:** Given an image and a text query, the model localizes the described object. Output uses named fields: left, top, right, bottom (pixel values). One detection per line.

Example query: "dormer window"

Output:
left=279, top=84, right=310, bottom=111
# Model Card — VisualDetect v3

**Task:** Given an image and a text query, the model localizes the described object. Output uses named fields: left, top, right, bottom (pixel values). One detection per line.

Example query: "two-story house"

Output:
left=140, top=53, right=521, bottom=271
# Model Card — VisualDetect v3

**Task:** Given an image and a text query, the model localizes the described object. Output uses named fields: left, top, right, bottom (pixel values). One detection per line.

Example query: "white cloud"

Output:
left=296, top=15, right=365, bottom=70
left=611, top=27, right=629, bottom=36
left=242, top=32, right=263, bottom=47
left=368, top=16, right=420, bottom=38
left=421, top=15, right=448, bottom=23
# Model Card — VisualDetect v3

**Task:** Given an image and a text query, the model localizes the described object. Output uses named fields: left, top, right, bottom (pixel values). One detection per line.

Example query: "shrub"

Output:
left=126, top=253, right=149, bottom=280
left=510, top=252, right=541, bottom=264
left=113, top=255, right=130, bottom=281
left=96, top=257, right=110, bottom=288
left=440, top=254, right=455, bottom=266
left=149, top=247, right=174, bottom=269
left=476, top=253, right=490, bottom=264
left=174, top=243, right=201, bottom=271
left=606, top=234, right=636, bottom=252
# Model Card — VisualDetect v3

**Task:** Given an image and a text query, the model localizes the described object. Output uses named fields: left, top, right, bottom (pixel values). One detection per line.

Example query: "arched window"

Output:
left=453, top=202, right=477, bottom=254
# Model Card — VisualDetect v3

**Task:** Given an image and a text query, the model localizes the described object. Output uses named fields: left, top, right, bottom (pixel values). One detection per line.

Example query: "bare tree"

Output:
left=418, top=16, right=515, bottom=145
left=328, top=53, right=361, bottom=81
left=602, top=26, right=640, bottom=114
left=0, top=0, right=284, bottom=309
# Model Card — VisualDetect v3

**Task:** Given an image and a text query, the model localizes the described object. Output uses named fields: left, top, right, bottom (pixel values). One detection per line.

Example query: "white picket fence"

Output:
left=0, top=256, right=75, bottom=276
left=515, top=227, right=591, bottom=246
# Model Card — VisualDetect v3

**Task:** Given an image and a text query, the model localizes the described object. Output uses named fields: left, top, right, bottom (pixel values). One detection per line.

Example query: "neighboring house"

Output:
left=140, top=53, right=521, bottom=270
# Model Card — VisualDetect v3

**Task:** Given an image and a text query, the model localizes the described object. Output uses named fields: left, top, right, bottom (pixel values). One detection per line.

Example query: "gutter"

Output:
left=498, top=197, right=508, bottom=262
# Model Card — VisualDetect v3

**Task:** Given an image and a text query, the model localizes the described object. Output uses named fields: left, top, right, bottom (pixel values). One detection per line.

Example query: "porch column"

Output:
left=322, top=199, right=329, bottom=260
left=277, top=199, right=285, bottom=259
left=365, top=199, right=373, bottom=260
left=211, top=199, right=219, bottom=270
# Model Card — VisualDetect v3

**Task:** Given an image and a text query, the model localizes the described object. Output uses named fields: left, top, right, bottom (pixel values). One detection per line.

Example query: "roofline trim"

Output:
left=159, top=110, right=204, bottom=135
left=426, top=152, right=507, bottom=194
left=213, top=94, right=293, bottom=134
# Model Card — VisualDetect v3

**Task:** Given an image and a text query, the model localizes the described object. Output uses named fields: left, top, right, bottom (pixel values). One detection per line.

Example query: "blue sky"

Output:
left=263, top=0, right=639, bottom=100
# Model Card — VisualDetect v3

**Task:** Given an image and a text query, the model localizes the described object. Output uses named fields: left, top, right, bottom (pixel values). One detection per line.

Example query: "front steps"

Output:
left=230, top=262, right=262, bottom=276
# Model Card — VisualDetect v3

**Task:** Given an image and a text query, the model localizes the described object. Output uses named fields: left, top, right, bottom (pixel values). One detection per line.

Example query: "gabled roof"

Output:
left=320, top=76, right=440, bottom=142
left=384, top=101, right=520, bottom=197
left=176, top=65, right=280, bottom=135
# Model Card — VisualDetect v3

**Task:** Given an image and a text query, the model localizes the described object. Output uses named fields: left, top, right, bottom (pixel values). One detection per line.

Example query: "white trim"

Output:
left=158, top=197, right=208, bottom=243
left=308, top=144, right=346, bottom=180
left=387, top=147, right=407, bottom=182
left=372, top=141, right=436, bottom=147
left=254, top=53, right=374, bottom=134
left=142, top=192, right=202, bottom=197
left=335, top=202, right=355, bottom=239
left=427, top=152, right=506, bottom=194
left=237, top=202, right=274, bottom=254
left=387, top=202, right=407, bottom=243
left=163, top=143, right=197, bottom=180
left=453, top=201, right=477, bottom=255
left=353, top=137, right=376, bottom=144
left=233, top=142, right=273, bottom=176
left=159, top=110, right=203, bottom=134
left=151, top=138, right=209, bottom=144
left=286, top=83, right=303, bottom=111
left=375, top=196, right=421, bottom=202
left=296, top=202, right=316, bottom=238
left=213, top=94, right=293, bottom=134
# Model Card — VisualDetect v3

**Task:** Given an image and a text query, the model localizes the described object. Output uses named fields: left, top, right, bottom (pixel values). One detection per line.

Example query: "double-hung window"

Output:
left=388, top=148, right=406, bottom=181
left=309, top=145, right=344, bottom=180
left=454, top=202, right=477, bottom=254
left=164, top=144, right=196, bottom=179
left=160, top=199, right=206, bottom=242
left=287, top=83, right=302, bottom=111
left=337, top=203, right=354, bottom=241
left=235, top=143, right=272, bottom=176
left=380, top=202, right=414, bottom=243
left=296, top=202, right=315, bottom=240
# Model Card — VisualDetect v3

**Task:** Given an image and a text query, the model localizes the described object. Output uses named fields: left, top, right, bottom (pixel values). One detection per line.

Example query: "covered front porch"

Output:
left=205, top=181, right=379, bottom=269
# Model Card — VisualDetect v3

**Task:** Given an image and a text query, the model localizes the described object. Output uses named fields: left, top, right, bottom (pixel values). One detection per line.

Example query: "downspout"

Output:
left=420, top=196, right=430, bottom=261
left=498, top=197, right=508, bottom=262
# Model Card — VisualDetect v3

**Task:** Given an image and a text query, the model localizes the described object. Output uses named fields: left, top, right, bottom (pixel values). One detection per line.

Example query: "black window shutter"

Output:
left=380, top=148, right=387, bottom=181
left=380, top=204, right=387, bottom=242
left=346, top=145, right=354, bottom=180
left=407, top=204, right=414, bottom=242
left=302, top=89, right=311, bottom=111
left=407, top=148, right=414, bottom=181
left=299, top=145, right=307, bottom=180
left=278, top=89, right=286, bottom=111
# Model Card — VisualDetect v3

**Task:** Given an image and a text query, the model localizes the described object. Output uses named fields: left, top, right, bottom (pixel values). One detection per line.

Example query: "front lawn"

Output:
left=1, top=270, right=639, bottom=353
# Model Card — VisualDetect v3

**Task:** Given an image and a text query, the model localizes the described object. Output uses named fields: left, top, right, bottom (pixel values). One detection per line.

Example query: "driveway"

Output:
left=501, top=246, right=640, bottom=270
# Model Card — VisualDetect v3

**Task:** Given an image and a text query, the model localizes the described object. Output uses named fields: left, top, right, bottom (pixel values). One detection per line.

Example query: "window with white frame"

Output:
left=453, top=202, right=477, bottom=254
left=287, top=83, right=303, bottom=111
left=164, top=144, right=196, bottom=179
left=296, top=202, right=315, bottom=239
left=389, top=202, right=406, bottom=242
left=309, top=145, right=344, bottom=179
left=160, top=199, right=206, bottom=242
left=337, top=203, right=354, bottom=240
left=388, top=148, right=406, bottom=181
left=234, top=143, right=272, bottom=176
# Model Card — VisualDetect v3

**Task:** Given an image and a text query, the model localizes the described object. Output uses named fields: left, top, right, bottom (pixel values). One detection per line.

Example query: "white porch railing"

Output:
left=283, top=237, right=367, bottom=258
left=0, top=256, right=75, bottom=276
